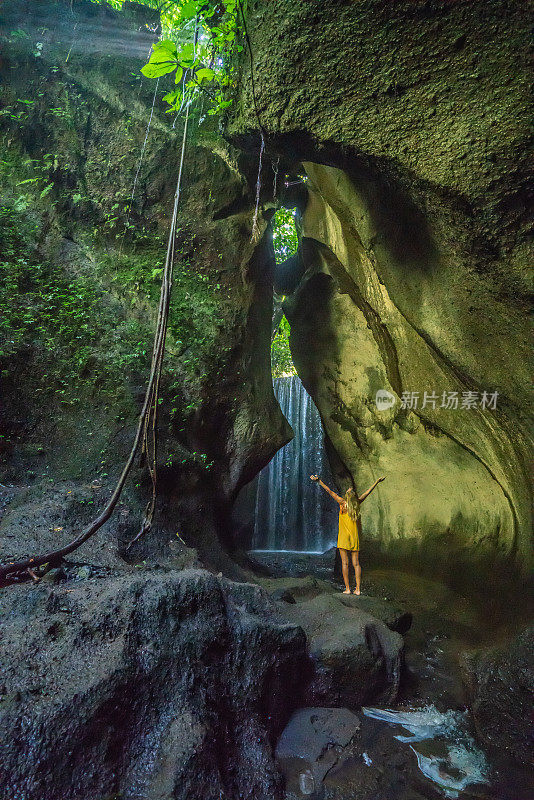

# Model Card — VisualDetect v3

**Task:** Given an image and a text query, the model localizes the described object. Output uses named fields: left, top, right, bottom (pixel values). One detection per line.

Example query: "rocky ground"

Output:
left=253, top=551, right=534, bottom=800
left=0, top=563, right=306, bottom=800
left=1, top=479, right=533, bottom=800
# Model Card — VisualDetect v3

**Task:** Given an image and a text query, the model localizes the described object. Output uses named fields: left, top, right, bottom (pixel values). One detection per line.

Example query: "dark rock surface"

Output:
left=259, top=576, right=408, bottom=708
left=275, top=707, right=361, bottom=796
left=0, top=568, right=306, bottom=800
left=261, top=574, right=412, bottom=636
left=285, top=593, right=405, bottom=708
left=462, top=624, right=534, bottom=768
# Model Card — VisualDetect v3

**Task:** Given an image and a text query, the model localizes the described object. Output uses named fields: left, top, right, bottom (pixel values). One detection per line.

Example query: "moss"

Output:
left=0, top=215, right=152, bottom=401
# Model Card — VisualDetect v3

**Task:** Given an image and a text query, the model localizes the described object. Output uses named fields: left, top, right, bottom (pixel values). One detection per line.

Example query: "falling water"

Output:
left=362, top=706, right=489, bottom=798
left=252, top=375, right=338, bottom=552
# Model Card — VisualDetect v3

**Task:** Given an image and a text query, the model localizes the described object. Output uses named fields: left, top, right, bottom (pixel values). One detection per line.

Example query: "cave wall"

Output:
left=229, top=0, right=532, bottom=574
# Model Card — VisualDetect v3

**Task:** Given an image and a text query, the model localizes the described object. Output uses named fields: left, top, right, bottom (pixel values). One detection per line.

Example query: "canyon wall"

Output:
left=229, top=0, right=532, bottom=574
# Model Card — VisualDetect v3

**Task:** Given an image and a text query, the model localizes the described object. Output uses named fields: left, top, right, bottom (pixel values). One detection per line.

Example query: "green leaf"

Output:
left=141, top=60, right=177, bottom=78
left=149, top=52, right=179, bottom=65
left=40, top=183, right=53, bottom=199
left=195, top=67, right=215, bottom=83
left=180, top=1, right=198, bottom=19
left=174, top=66, right=184, bottom=84
left=140, top=42, right=180, bottom=78
left=152, top=39, right=177, bottom=56
left=180, top=42, right=194, bottom=63
left=162, top=91, right=179, bottom=104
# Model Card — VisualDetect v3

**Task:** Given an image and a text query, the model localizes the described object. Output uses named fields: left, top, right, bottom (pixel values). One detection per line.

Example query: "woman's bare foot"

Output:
left=352, top=588, right=361, bottom=595
left=342, top=588, right=351, bottom=594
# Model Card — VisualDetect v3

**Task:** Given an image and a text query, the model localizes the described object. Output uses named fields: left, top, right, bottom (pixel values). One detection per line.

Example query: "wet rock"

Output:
left=339, top=594, right=412, bottom=635
left=275, top=707, right=361, bottom=796
left=262, top=576, right=333, bottom=601
left=462, top=624, right=534, bottom=767
left=272, top=587, right=297, bottom=604
left=281, top=592, right=405, bottom=707
left=262, top=574, right=412, bottom=634
left=0, top=568, right=307, bottom=800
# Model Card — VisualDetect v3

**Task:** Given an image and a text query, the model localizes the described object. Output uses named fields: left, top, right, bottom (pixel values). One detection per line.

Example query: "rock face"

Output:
left=262, top=577, right=408, bottom=707
left=229, top=0, right=532, bottom=576
left=275, top=707, right=361, bottom=797
left=0, top=569, right=307, bottom=800
left=462, top=625, right=534, bottom=768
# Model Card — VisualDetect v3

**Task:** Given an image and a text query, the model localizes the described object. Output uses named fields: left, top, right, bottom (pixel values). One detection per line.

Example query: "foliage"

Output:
left=94, top=0, right=244, bottom=116
left=272, top=207, right=298, bottom=264
left=270, top=212, right=298, bottom=375
left=95, top=235, right=226, bottom=426
left=271, top=315, right=295, bottom=378
left=0, top=205, right=151, bottom=405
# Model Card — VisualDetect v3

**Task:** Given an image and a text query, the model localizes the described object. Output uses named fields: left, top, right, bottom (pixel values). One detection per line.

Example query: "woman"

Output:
left=310, top=474, right=385, bottom=594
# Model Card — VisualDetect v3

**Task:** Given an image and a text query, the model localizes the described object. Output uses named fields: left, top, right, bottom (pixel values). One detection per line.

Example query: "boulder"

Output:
left=280, top=592, right=406, bottom=707
left=0, top=568, right=307, bottom=800
left=339, top=595, right=412, bottom=636
left=462, top=625, right=534, bottom=767
left=262, top=574, right=412, bottom=634
left=275, top=707, right=361, bottom=797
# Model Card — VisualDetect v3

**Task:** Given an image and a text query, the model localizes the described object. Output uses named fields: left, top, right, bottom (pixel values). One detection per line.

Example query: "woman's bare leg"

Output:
left=339, top=548, right=351, bottom=593
left=351, top=550, right=361, bottom=595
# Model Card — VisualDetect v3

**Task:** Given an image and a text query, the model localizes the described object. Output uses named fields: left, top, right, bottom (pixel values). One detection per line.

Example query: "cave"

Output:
left=0, top=1, right=532, bottom=799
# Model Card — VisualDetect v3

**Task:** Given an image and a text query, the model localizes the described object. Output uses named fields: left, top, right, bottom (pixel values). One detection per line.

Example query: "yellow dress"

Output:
left=337, top=504, right=360, bottom=551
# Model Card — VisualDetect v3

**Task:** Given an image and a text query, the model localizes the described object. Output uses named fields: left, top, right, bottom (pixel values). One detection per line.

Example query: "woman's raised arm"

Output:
left=310, top=475, right=344, bottom=505
left=359, top=476, right=385, bottom=503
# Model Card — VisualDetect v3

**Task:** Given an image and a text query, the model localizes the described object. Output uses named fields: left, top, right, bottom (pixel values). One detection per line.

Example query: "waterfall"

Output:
left=252, top=375, right=338, bottom=552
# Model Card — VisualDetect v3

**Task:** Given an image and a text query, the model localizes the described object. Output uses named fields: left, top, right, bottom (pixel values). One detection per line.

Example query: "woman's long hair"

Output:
left=344, top=488, right=360, bottom=522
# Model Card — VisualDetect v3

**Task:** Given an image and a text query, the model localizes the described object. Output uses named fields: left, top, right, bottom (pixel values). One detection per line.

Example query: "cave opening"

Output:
left=271, top=207, right=298, bottom=379
left=234, top=195, right=338, bottom=554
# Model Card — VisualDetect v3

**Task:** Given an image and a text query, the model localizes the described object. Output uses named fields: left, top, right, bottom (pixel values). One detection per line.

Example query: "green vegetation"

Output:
left=99, top=242, right=225, bottom=381
left=94, top=0, right=244, bottom=116
left=271, top=314, right=295, bottom=378
left=0, top=122, right=226, bottom=472
left=270, top=209, right=298, bottom=376
left=272, top=207, right=298, bottom=264
left=0, top=205, right=152, bottom=404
